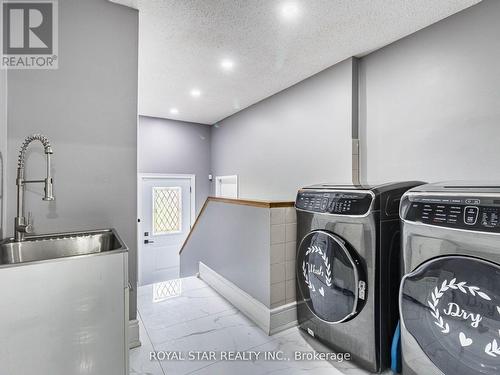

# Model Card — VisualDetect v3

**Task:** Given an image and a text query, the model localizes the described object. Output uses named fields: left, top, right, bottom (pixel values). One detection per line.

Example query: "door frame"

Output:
left=137, top=173, right=196, bottom=286
left=214, top=174, right=239, bottom=198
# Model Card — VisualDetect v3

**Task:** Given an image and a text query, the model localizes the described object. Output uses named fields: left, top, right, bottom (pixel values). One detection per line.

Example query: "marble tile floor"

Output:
left=130, top=276, right=391, bottom=375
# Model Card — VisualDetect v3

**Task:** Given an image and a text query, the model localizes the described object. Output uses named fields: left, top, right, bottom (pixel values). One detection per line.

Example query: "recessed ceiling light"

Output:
left=220, top=58, right=234, bottom=71
left=190, top=88, right=201, bottom=98
left=280, top=2, right=300, bottom=20
left=170, top=108, right=179, bottom=115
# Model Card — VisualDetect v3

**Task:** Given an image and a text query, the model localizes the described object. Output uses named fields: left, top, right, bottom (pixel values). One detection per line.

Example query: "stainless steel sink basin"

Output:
left=0, top=229, right=127, bottom=266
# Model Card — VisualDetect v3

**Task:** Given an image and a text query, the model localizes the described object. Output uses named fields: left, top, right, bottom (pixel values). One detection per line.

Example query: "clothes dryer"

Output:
left=399, top=182, right=500, bottom=375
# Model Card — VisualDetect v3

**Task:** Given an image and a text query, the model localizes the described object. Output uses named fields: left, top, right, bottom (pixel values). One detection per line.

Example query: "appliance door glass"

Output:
left=297, top=230, right=365, bottom=323
left=400, top=256, right=500, bottom=375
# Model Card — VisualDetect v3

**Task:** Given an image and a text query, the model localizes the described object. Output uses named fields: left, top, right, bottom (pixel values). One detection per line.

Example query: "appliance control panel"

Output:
left=295, top=190, right=372, bottom=215
left=404, top=196, right=500, bottom=232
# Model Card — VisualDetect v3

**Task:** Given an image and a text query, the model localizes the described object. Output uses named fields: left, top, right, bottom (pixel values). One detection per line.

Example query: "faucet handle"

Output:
left=25, top=212, right=33, bottom=234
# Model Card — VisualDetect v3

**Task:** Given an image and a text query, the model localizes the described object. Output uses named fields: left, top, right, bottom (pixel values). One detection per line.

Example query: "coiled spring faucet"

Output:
left=15, top=134, right=55, bottom=241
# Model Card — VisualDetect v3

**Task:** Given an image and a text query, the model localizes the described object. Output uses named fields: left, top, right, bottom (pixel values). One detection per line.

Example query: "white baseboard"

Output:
left=199, top=262, right=297, bottom=335
left=129, top=319, right=141, bottom=349
left=270, top=302, right=298, bottom=335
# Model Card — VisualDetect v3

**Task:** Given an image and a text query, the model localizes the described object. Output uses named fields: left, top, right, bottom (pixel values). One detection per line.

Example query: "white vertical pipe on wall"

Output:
left=351, top=58, right=361, bottom=186
left=0, top=71, right=7, bottom=239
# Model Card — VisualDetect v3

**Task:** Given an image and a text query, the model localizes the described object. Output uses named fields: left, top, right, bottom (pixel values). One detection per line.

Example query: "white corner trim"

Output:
left=129, top=319, right=141, bottom=349
left=198, top=262, right=297, bottom=335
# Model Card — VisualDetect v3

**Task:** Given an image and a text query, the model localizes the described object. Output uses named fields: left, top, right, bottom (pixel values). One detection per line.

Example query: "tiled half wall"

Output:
left=270, top=207, right=297, bottom=308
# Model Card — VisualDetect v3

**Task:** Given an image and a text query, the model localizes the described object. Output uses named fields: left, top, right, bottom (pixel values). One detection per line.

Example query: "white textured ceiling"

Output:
left=124, top=0, right=481, bottom=125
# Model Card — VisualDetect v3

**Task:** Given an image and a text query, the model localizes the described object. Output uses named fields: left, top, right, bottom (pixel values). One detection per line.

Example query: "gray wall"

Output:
left=138, top=116, right=211, bottom=214
left=0, top=71, right=6, bottom=239
left=360, top=0, right=500, bottom=183
left=180, top=202, right=271, bottom=306
left=210, top=1, right=500, bottom=195
left=211, top=58, right=354, bottom=201
left=6, top=0, right=139, bottom=319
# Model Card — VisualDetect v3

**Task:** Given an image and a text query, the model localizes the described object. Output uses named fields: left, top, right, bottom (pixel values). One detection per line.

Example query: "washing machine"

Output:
left=399, top=182, right=500, bottom=375
left=295, top=181, right=423, bottom=372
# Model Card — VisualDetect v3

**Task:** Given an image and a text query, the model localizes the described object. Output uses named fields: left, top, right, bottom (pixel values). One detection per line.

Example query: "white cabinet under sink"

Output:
left=0, top=251, right=129, bottom=375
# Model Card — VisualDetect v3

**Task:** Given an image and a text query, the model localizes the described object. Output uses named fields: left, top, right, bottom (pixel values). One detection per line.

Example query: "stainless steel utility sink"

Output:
left=0, top=229, right=127, bottom=266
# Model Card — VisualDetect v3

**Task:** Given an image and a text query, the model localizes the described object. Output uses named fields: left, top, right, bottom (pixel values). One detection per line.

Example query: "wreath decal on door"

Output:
left=427, top=278, right=500, bottom=356
left=485, top=306, right=500, bottom=357
left=302, top=245, right=331, bottom=297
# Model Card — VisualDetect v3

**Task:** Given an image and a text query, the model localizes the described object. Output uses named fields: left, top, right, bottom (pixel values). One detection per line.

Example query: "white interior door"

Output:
left=139, top=176, right=192, bottom=286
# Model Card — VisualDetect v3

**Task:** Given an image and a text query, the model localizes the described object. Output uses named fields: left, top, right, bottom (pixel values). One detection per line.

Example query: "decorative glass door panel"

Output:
left=152, top=187, right=182, bottom=235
